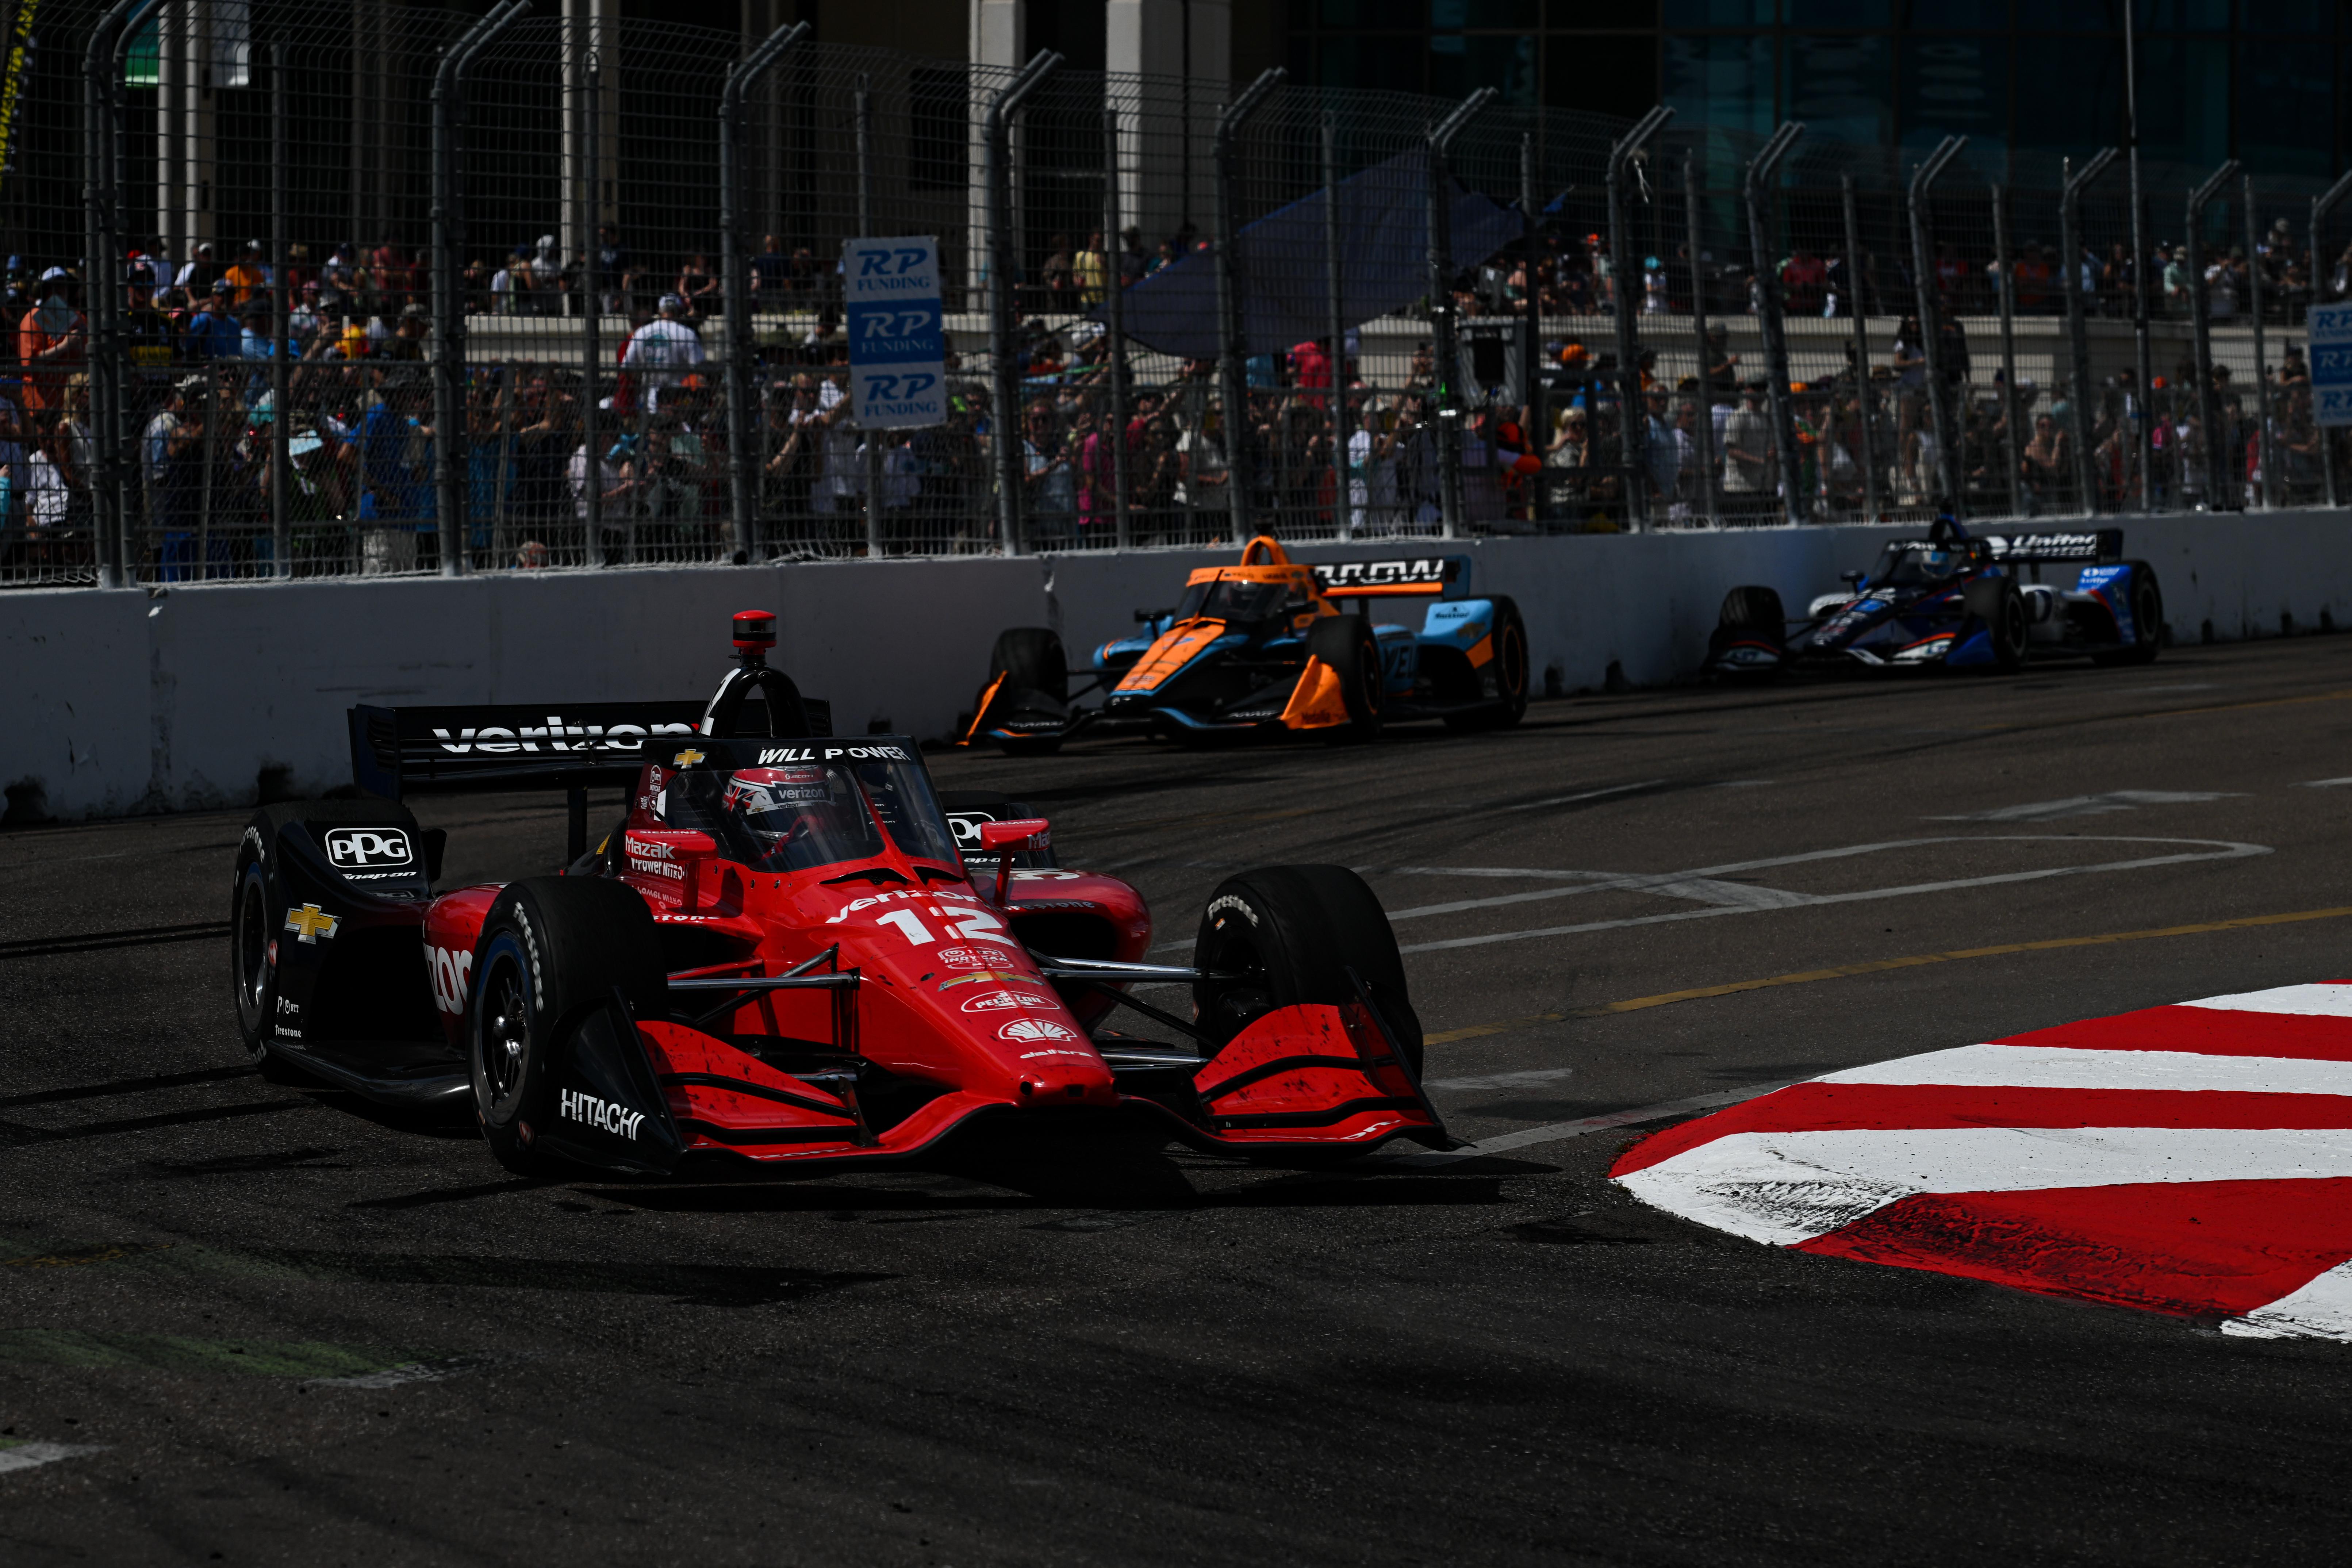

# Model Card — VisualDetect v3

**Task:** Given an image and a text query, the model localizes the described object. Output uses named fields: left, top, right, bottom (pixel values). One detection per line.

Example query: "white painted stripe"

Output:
left=0, top=1442, right=103, bottom=1476
left=2224, top=1260, right=2352, bottom=1339
left=1369, top=1080, right=1800, bottom=1169
left=2297, top=778, right=2352, bottom=789
left=1424, top=1067, right=1576, bottom=1092
left=1818, top=1043, right=2352, bottom=1098
left=2181, top=983, right=2352, bottom=1018
left=1617, top=1126, right=2352, bottom=1246
left=1399, top=837, right=2271, bottom=954
left=1504, top=779, right=1668, bottom=812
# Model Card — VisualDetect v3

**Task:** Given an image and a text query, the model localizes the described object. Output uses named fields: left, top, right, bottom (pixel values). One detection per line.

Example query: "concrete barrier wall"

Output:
left=6, top=510, right=2346, bottom=821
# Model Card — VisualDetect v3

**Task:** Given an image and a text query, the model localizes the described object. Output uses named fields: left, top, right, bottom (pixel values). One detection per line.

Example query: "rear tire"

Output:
left=1192, top=865, right=1423, bottom=1078
left=1306, top=615, right=1383, bottom=744
left=466, top=877, right=666, bottom=1177
left=1720, top=585, right=1785, bottom=630
left=1445, top=597, right=1530, bottom=731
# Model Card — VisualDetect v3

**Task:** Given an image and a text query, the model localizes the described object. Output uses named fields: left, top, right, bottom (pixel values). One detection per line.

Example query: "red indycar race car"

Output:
left=229, top=612, right=1450, bottom=1175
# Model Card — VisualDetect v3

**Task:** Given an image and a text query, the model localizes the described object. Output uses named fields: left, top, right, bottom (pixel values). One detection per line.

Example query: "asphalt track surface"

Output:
left=9, top=635, right=2352, bottom=1565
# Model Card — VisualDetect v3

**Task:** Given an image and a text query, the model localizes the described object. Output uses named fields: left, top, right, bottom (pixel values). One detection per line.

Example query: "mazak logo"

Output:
left=998, top=1017, right=1077, bottom=1044
left=560, top=1088, right=644, bottom=1140
left=325, top=828, right=413, bottom=869
left=936, top=946, right=1016, bottom=969
left=427, top=944, right=474, bottom=1015
left=961, top=989, right=1054, bottom=1013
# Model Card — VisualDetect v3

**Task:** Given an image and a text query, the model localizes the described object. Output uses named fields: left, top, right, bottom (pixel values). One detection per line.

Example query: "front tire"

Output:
left=1192, top=865, right=1423, bottom=1077
left=1306, top=615, right=1383, bottom=744
left=466, top=877, right=666, bottom=1176
left=1445, top=597, right=1530, bottom=731
left=975, top=628, right=1069, bottom=755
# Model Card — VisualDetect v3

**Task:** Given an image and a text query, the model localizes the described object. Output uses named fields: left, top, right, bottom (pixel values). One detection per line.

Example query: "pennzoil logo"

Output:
left=283, top=904, right=341, bottom=944
left=960, top=989, right=1055, bottom=1013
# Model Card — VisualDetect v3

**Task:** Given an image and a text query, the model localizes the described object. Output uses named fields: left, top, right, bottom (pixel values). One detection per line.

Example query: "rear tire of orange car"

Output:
left=1306, top=615, right=1383, bottom=744
left=1445, top=596, right=1530, bottom=731
left=467, top=877, right=666, bottom=1177
left=1192, top=864, right=1423, bottom=1079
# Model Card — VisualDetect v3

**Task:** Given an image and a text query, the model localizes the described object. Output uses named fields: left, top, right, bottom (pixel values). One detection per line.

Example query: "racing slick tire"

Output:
left=974, top=628, right=1068, bottom=756
left=1306, top=615, right=1384, bottom=744
left=2092, top=562, right=2164, bottom=666
left=230, top=798, right=422, bottom=1084
left=1707, top=585, right=1786, bottom=678
left=1962, top=579, right=2030, bottom=671
left=466, top=877, right=667, bottom=1177
left=1192, top=865, right=1424, bottom=1079
left=1444, top=596, right=1531, bottom=731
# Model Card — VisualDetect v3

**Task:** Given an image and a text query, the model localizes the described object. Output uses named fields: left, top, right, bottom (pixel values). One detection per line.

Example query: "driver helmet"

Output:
left=721, top=766, right=837, bottom=848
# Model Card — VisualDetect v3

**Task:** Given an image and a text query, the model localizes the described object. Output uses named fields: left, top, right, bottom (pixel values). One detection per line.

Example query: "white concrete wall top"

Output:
left=4, top=511, right=2344, bottom=822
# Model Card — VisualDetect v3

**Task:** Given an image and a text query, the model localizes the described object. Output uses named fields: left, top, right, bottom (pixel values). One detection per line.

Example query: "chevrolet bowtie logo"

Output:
left=671, top=748, right=707, bottom=767
left=283, top=904, right=341, bottom=944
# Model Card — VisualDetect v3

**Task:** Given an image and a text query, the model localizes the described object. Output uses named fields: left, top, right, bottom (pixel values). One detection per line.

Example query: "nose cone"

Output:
left=1014, top=1057, right=1119, bottom=1107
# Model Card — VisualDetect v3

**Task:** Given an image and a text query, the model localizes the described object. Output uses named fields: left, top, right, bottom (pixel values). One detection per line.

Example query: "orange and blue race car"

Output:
left=961, top=536, right=1530, bottom=753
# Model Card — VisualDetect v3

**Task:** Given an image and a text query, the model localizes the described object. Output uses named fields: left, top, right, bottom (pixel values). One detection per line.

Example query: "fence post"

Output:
left=2245, top=175, right=2275, bottom=511
left=1743, top=120, right=1804, bottom=526
left=2060, top=149, right=2119, bottom=518
left=84, top=0, right=148, bottom=588
left=105, top=0, right=158, bottom=582
left=855, top=74, right=885, bottom=556
left=1520, top=133, right=1541, bottom=530
left=1324, top=111, right=1348, bottom=539
left=1906, top=134, right=1965, bottom=515
left=1427, top=87, right=1495, bottom=541
left=720, top=19, right=809, bottom=566
left=1839, top=173, right=1876, bottom=525
left=984, top=50, right=1061, bottom=557
left=1991, top=182, right=2022, bottom=520
left=1213, top=66, right=1284, bottom=544
left=271, top=43, right=291, bottom=577
left=581, top=53, right=602, bottom=564
left=1105, top=93, right=1133, bottom=550
left=2184, top=158, right=2240, bottom=510
left=430, top=0, right=527, bottom=580
left=2310, top=171, right=2352, bottom=508
left=1686, top=152, right=1722, bottom=530
left=1607, top=104, right=1672, bottom=530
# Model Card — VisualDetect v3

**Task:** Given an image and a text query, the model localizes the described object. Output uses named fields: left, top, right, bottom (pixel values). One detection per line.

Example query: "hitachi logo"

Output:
left=559, top=1089, right=644, bottom=1140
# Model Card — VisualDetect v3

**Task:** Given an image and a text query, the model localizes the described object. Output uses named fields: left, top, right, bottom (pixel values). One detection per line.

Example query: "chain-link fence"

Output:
left=4, top=0, right=2348, bottom=588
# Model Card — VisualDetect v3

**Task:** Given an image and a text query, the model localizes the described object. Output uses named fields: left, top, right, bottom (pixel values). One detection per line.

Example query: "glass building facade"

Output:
left=1284, top=3, right=2343, bottom=183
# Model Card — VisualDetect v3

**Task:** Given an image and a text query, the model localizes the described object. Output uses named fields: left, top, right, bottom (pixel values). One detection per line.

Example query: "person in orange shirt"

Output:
left=223, top=241, right=269, bottom=307
left=18, top=267, right=85, bottom=418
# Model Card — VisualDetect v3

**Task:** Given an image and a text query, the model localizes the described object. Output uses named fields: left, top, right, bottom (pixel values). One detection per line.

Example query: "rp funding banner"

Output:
left=2310, top=304, right=2352, bottom=427
left=843, top=236, right=946, bottom=429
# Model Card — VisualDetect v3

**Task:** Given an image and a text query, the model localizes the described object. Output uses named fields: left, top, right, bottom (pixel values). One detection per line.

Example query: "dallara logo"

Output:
left=560, top=1089, right=644, bottom=1140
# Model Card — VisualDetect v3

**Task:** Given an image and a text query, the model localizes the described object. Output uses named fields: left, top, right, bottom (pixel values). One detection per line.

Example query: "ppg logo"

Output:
left=325, top=828, right=414, bottom=869
left=944, top=812, right=994, bottom=850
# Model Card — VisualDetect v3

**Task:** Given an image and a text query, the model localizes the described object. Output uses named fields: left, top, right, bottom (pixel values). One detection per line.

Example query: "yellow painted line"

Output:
left=1421, top=903, right=2352, bottom=1044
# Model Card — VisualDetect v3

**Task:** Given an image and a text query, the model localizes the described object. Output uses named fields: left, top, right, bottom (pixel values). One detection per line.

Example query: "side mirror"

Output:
left=1840, top=570, right=1864, bottom=587
left=978, top=818, right=1051, bottom=854
left=1134, top=607, right=1170, bottom=624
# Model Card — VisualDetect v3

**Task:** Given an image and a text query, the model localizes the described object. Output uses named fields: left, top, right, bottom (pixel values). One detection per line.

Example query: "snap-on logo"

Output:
left=998, top=1017, right=1078, bottom=1043
left=325, top=828, right=413, bottom=869
left=935, top=946, right=1018, bottom=969
left=426, top=944, right=474, bottom=1016
left=560, top=1088, right=644, bottom=1140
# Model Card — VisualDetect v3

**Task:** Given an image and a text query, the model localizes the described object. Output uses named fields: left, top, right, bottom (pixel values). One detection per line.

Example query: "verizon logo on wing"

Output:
left=429, top=716, right=701, bottom=755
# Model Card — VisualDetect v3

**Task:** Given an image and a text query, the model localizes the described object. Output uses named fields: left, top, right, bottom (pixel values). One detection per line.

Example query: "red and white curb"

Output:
left=1611, top=982, right=2352, bottom=1340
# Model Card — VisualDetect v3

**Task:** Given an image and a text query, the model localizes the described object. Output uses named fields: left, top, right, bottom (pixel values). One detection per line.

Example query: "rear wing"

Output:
left=1313, top=556, right=1465, bottom=598
left=348, top=698, right=835, bottom=800
left=1985, top=529, right=2122, bottom=564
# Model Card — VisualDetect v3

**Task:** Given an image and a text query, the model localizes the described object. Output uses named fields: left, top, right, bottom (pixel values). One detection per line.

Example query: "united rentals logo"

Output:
left=559, top=1088, right=644, bottom=1140
left=283, top=904, right=341, bottom=944
left=324, top=827, right=413, bottom=869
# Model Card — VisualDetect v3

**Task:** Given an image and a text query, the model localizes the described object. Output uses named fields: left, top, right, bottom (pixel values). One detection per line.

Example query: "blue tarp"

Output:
left=1098, top=147, right=1526, bottom=361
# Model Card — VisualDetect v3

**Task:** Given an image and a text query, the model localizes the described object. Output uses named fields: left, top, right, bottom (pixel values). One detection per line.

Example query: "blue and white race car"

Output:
left=1706, top=521, right=2164, bottom=676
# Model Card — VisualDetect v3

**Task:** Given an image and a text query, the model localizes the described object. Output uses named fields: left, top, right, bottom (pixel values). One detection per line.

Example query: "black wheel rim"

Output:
left=1200, top=927, right=1274, bottom=1040
left=479, top=951, right=532, bottom=1111
left=234, top=873, right=268, bottom=1021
